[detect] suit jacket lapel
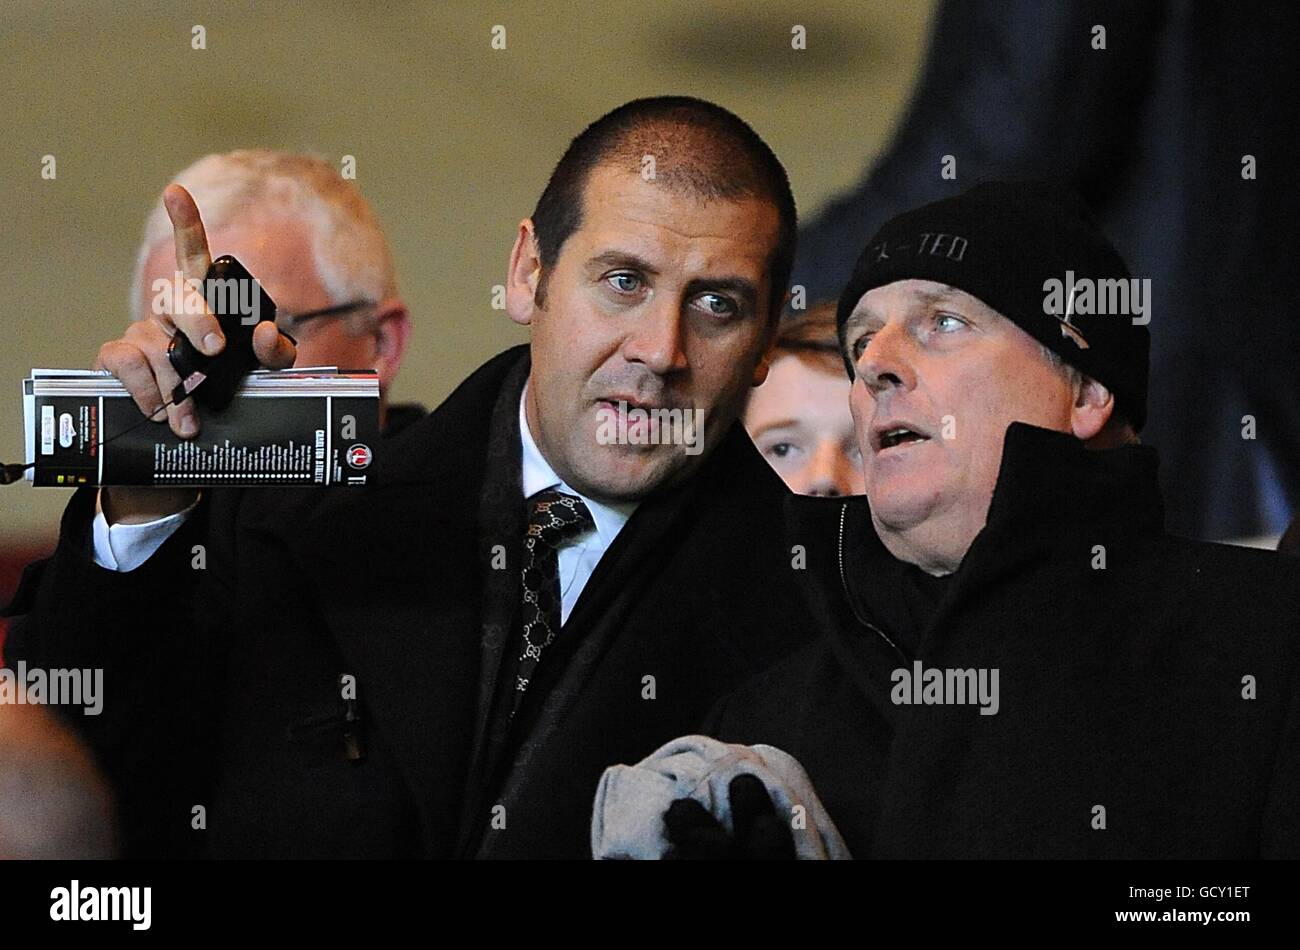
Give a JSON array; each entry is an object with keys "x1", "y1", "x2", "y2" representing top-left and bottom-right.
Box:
[
  {"x1": 454, "y1": 353, "x2": 531, "y2": 852},
  {"x1": 508, "y1": 478, "x2": 694, "y2": 734},
  {"x1": 282, "y1": 346, "x2": 530, "y2": 853},
  {"x1": 473, "y1": 425, "x2": 759, "y2": 856},
  {"x1": 521, "y1": 423, "x2": 760, "y2": 725}
]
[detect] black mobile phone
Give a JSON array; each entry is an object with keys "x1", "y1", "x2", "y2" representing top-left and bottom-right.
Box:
[{"x1": 166, "y1": 255, "x2": 278, "y2": 411}]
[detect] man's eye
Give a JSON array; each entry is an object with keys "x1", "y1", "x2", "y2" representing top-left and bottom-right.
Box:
[
  {"x1": 695, "y1": 293, "x2": 739, "y2": 318},
  {"x1": 935, "y1": 312, "x2": 966, "y2": 332},
  {"x1": 769, "y1": 442, "x2": 795, "y2": 459},
  {"x1": 851, "y1": 333, "x2": 874, "y2": 361},
  {"x1": 607, "y1": 273, "x2": 643, "y2": 294}
]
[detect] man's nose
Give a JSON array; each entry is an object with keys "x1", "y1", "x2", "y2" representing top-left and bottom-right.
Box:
[
  {"x1": 622, "y1": 299, "x2": 688, "y2": 376},
  {"x1": 857, "y1": 321, "x2": 915, "y2": 395}
]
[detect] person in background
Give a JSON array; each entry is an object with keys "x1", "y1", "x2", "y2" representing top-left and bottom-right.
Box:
[
  {"x1": 0, "y1": 150, "x2": 423, "y2": 658},
  {"x1": 131, "y1": 150, "x2": 420, "y2": 435},
  {"x1": 744, "y1": 301, "x2": 864, "y2": 497}
]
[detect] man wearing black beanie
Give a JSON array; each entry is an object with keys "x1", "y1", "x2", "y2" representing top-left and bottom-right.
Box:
[{"x1": 648, "y1": 182, "x2": 1300, "y2": 858}]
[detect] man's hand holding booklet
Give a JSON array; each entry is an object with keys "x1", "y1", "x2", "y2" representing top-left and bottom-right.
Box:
[{"x1": 21, "y1": 367, "x2": 378, "y2": 487}]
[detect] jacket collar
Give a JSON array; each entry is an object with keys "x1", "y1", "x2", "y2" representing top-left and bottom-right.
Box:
[
  {"x1": 518, "y1": 379, "x2": 639, "y2": 547},
  {"x1": 789, "y1": 422, "x2": 1167, "y2": 666},
  {"x1": 823, "y1": 421, "x2": 1166, "y2": 565},
  {"x1": 980, "y1": 422, "x2": 1164, "y2": 538},
  {"x1": 366, "y1": 345, "x2": 531, "y2": 488}
]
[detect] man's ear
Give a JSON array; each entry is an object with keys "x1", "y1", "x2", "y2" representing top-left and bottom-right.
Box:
[
  {"x1": 1070, "y1": 376, "x2": 1116, "y2": 441},
  {"x1": 368, "y1": 299, "x2": 412, "y2": 395},
  {"x1": 750, "y1": 314, "x2": 783, "y2": 387},
  {"x1": 506, "y1": 219, "x2": 544, "y2": 327}
]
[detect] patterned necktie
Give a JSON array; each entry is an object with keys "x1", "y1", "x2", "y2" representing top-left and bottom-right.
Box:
[{"x1": 513, "y1": 489, "x2": 594, "y2": 710}]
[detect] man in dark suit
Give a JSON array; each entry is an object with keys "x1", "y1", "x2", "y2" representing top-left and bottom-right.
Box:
[
  {"x1": 662, "y1": 183, "x2": 1300, "y2": 859},
  {"x1": 4, "y1": 96, "x2": 812, "y2": 858}
]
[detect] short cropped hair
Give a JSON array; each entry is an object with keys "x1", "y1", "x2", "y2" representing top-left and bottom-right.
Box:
[
  {"x1": 530, "y1": 96, "x2": 797, "y2": 319},
  {"x1": 131, "y1": 150, "x2": 398, "y2": 318}
]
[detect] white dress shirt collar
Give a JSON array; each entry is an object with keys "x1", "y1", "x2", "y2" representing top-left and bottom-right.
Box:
[{"x1": 519, "y1": 381, "x2": 638, "y2": 545}]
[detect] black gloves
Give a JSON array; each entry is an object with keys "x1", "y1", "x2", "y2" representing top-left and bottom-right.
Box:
[{"x1": 662, "y1": 773, "x2": 796, "y2": 860}]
